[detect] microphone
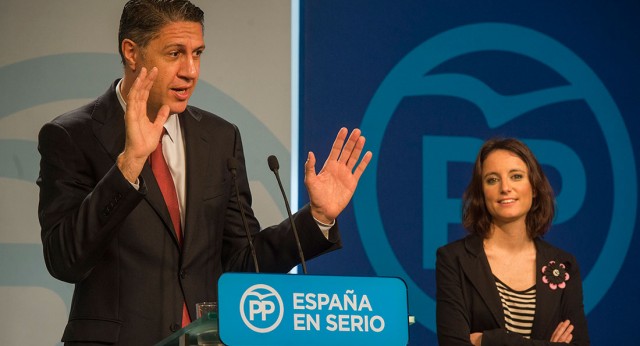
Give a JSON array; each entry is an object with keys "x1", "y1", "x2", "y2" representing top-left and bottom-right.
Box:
[
  {"x1": 227, "y1": 157, "x2": 260, "y2": 273},
  {"x1": 267, "y1": 155, "x2": 307, "y2": 274}
]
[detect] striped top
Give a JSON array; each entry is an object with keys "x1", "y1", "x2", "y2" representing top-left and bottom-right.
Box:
[{"x1": 494, "y1": 276, "x2": 536, "y2": 338}]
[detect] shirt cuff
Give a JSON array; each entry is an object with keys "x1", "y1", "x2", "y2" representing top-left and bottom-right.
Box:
[
  {"x1": 130, "y1": 178, "x2": 140, "y2": 190},
  {"x1": 313, "y1": 217, "x2": 335, "y2": 239}
]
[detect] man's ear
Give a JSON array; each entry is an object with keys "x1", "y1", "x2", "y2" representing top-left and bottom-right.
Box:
[{"x1": 121, "y1": 39, "x2": 139, "y2": 72}]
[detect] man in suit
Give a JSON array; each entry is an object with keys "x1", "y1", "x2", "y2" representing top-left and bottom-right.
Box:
[{"x1": 36, "y1": 1, "x2": 372, "y2": 344}]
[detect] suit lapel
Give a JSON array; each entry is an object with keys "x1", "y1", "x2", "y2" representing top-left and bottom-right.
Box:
[
  {"x1": 91, "y1": 80, "x2": 180, "y2": 249},
  {"x1": 180, "y1": 108, "x2": 209, "y2": 254},
  {"x1": 531, "y1": 238, "x2": 563, "y2": 337},
  {"x1": 91, "y1": 81, "x2": 126, "y2": 161},
  {"x1": 460, "y1": 235, "x2": 505, "y2": 328}
]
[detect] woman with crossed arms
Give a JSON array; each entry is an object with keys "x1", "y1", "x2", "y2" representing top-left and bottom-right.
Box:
[{"x1": 436, "y1": 138, "x2": 590, "y2": 345}]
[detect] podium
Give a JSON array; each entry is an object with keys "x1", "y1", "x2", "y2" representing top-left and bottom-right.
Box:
[
  {"x1": 158, "y1": 273, "x2": 410, "y2": 345},
  {"x1": 155, "y1": 311, "x2": 222, "y2": 346}
]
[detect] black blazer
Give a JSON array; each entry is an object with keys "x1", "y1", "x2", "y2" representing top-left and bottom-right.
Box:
[
  {"x1": 37, "y1": 80, "x2": 341, "y2": 345},
  {"x1": 436, "y1": 234, "x2": 589, "y2": 345}
]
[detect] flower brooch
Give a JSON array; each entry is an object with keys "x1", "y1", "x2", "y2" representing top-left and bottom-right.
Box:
[{"x1": 541, "y1": 261, "x2": 570, "y2": 290}]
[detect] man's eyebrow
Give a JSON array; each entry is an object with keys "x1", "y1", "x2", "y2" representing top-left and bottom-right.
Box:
[
  {"x1": 163, "y1": 43, "x2": 206, "y2": 50},
  {"x1": 163, "y1": 43, "x2": 185, "y2": 50}
]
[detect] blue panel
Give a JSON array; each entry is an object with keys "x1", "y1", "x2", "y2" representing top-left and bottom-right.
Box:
[
  {"x1": 299, "y1": 1, "x2": 640, "y2": 344},
  {"x1": 218, "y1": 273, "x2": 408, "y2": 345}
]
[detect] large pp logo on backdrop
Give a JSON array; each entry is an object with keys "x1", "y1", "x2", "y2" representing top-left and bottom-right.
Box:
[{"x1": 354, "y1": 23, "x2": 636, "y2": 331}]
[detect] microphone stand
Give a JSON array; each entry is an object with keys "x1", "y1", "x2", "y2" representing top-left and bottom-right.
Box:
[
  {"x1": 227, "y1": 158, "x2": 260, "y2": 273},
  {"x1": 268, "y1": 155, "x2": 307, "y2": 274}
]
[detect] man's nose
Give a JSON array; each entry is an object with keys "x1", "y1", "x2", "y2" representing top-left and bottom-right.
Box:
[{"x1": 180, "y1": 56, "x2": 198, "y2": 79}]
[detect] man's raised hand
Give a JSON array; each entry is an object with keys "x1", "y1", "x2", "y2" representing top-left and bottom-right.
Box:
[
  {"x1": 304, "y1": 128, "x2": 372, "y2": 224},
  {"x1": 117, "y1": 67, "x2": 170, "y2": 183}
]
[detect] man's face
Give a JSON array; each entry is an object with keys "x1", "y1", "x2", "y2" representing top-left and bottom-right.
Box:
[{"x1": 137, "y1": 21, "x2": 205, "y2": 115}]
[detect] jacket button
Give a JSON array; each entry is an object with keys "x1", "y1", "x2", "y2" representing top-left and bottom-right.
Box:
[
  {"x1": 170, "y1": 323, "x2": 180, "y2": 332},
  {"x1": 179, "y1": 270, "x2": 187, "y2": 279}
]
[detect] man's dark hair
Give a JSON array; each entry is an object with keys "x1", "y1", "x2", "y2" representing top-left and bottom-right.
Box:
[
  {"x1": 118, "y1": 0, "x2": 204, "y2": 64},
  {"x1": 461, "y1": 137, "x2": 556, "y2": 239}
]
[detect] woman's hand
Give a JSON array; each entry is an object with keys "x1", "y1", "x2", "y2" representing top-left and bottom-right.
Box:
[
  {"x1": 550, "y1": 320, "x2": 574, "y2": 343},
  {"x1": 470, "y1": 332, "x2": 482, "y2": 346}
]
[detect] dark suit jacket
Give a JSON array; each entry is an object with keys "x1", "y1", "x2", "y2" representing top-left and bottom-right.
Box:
[
  {"x1": 436, "y1": 234, "x2": 589, "y2": 346},
  {"x1": 37, "y1": 80, "x2": 341, "y2": 345}
]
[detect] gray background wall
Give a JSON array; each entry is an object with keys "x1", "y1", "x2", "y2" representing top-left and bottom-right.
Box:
[{"x1": 0, "y1": 1, "x2": 292, "y2": 344}]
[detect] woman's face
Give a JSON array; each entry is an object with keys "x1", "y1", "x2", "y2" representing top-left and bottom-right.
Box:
[{"x1": 481, "y1": 149, "x2": 534, "y2": 227}]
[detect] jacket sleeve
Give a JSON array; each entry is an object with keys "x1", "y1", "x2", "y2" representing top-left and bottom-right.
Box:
[
  {"x1": 220, "y1": 124, "x2": 341, "y2": 273},
  {"x1": 482, "y1": 330, "x2": 573, "y2": 346},
  {"x1": 37, "y1": 121, "x2": 144, "y2": 283},
  {"x1": 436, "y1": 245, "x2": 475, "y2": 345},
  {"x1": 558, "y1": 255, "x2": 590, "y2": 345}
]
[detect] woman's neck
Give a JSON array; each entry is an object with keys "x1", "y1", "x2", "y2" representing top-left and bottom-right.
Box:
[
  {"x1": 484, "y1": 221, "x2": 533, "y2": 253},
  {"x1": 483, "y1": 222, "x2": 537, "y2": 290}
]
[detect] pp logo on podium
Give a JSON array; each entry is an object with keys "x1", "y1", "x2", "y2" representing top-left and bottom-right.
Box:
[{"x1": 240, "y1": 284, "x2": 284, "y2": 333}]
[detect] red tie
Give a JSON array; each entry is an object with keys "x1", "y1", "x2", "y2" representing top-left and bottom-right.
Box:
[
  {"x1": 149, "y1": 131, "x2": 182, "y2": 244},
  {"x1": 149, "y1": 130, "x2": 191, "y2": 327}
]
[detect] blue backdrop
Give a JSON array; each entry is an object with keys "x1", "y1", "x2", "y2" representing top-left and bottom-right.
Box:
[{"x1": 298, "y1": 1, "x2": 640, "y2": 344}]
